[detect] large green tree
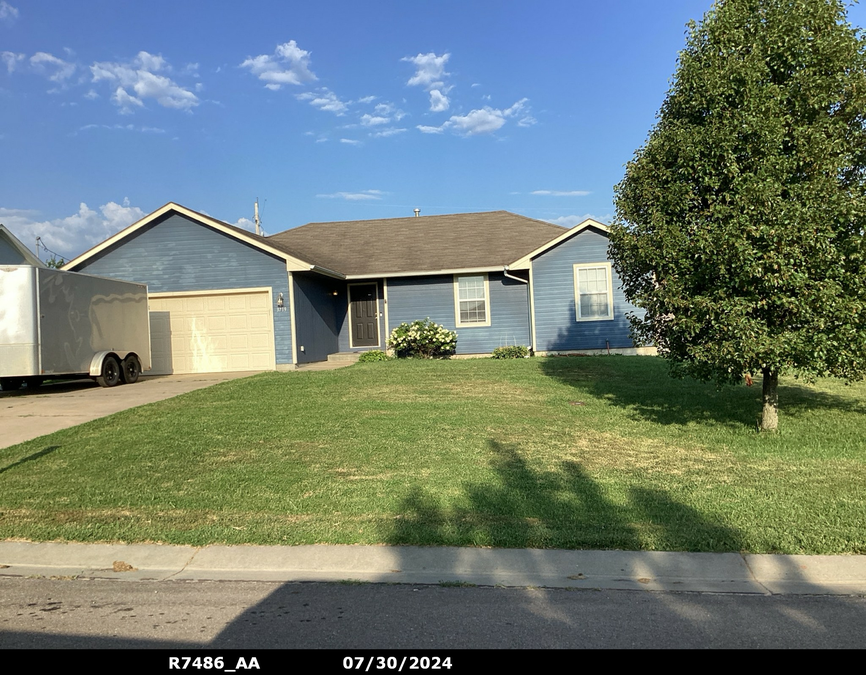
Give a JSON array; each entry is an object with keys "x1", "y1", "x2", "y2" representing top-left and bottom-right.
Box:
[{"x1": 610, "y1": 0, "x2": 866, "y2": 431}]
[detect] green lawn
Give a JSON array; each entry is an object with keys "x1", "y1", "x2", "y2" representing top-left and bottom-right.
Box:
[{"x1": 1, "y1": 356, "x2": 864, "y2": 553}]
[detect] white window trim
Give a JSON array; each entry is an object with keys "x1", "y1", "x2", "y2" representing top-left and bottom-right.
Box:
[
  {"x1": 453, "y1": 273, "x2": 491, "y2": 328},
  {"x1": 573, "y1": 262, "x2": 614, "y2": 322}
]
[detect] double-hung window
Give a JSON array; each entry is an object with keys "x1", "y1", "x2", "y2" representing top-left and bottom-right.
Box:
[
  {"x1": 574, "y1": 263, "x2": 614, "y2": 321},
  {"x1": 454, "y1": 274, "x2": 491, "y2": 327}
]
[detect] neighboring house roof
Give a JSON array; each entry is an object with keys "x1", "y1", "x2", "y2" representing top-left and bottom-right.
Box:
[
  {"x1": 0, "y1": 224, "x2": 46, "y2": 267},
  {"x1": 267, "y1": 211, "x2": 567, "y2": 278}
]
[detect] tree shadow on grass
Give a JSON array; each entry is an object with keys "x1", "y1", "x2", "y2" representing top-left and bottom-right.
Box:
[
  {"x1": 386, "y1": 440, "x2": 743, "y2": 552},
  {"x1": 538, "y1": 355, "x2": 865, "y2": 430},
  {"x1": 0, "y1": 446, "x2": 61, "y2": 475}
]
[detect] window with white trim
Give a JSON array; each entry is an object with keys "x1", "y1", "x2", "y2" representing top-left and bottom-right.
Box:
[
  {"x1": 454, "y1": 274, "x2": 491, "y2": 327},
  {"x1": 574, "y1": 263, "x2": 614, "y2": 321}
]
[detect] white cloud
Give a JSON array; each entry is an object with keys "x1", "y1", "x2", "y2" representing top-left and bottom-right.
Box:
[
  {"x1": 357, "y1": 95, "x2": 376, "y2": 104},
  {"x1": 78, "y1": 123, "x2": 164, "y2": 133},
  {"x1": 418, "y1": 98, "x2": 535, "y2": 137},
  {"x1": 0, "y1": 198, "x2": 145, "y2": 258},
  {"x1": 403, "y1": 52, "x2": 449, "y2": 89},
  {"x1": 1, "y1": 51, "x2": 23, "y2": 72},
  {"x1": 429, "y1": 89, "x2": 449, "y2": 112},
  {"x1": 547, "y1": 213, "x2": 613, "y2": 228},
  {"x1": 83, "y1": 88, "x2": 99, "y2": 99},
  {"x1": 531, "y1": 190, "x2": 591, "y2": 197},
  {"x1": 403, "y1": 52, "x2": 454, "y2": 112},
  {"x1": 91, "y1": 51, "x2": 199, "y2": 112},
  {"x1": 369, "y1": 101, "x2": 407, "y2": 122},
  {"x1": 0, "y1": 1, "x2": 18, "y2": 23},
  {"x1": 30, "y1": 52, "x2": 76, "y2": 83},
  {"x1": 371, "y1": 128, "x2": 407, "y2": 138},
  {"x1": 518, "y1": 115, "x2": 537, "y2": 127},
  {"x1": 339, "y1": 138, "x2": 361, "y2": 145},
  {"x1": 446, "y1": 107, "x2": 507, "y2": 135},
  {"x1": 296, "y1": 88, "x2": 347, "y2": 115},
  {"x1": 360, "y1": 114, "x2": 389, "y2": 126},
  {"x1": 111, "y1": 86, "x2": 143, "y2": 113},
  {"x1": 240, "y1": 40, "x2": 316, "y2": 89},
  {"x1": 134, "y1": 52, "x2": 166, "y2": 72},
  {"x1": 317, "y1": 190, "x2": 383, "y2": 200},
  {"x1": 503, "y1": 98, "x2": 528, "y2": 117}
]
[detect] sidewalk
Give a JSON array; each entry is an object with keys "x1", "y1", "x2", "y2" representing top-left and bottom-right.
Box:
[{"x1": 2, "y1": 541, "x2": 865, "y2": 595}]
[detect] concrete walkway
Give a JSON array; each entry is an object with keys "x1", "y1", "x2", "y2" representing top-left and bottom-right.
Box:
[
  {"x1": 1, "y1": 541, "x2": 864, "y2": 596},
  {"x1": 0, "y1": 372, "x2": 258, "y2": 449},
  {"x1": 293, "y1": 361, "x2": 355, "y2": 372}
]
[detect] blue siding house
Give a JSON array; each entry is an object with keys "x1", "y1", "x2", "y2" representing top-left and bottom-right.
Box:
[{"x1": 64, "y1": 203, "x2": 649, "y2": 374}]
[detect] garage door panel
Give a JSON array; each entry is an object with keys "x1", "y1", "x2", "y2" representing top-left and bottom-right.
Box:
[
  {"x1": 149, "y1": 290, "x2": 275, "y2": 375},
  {"x1": 206, "y1": 316, "x2": 227, "y2": 331},
  {"x1": 249, "y1": 333, "x2": 271, "y2": 349},
  {"x1": 249, "y1": 313, "x2": 271, "y2": 330},
  {"x1": 249, "y1": 294, "x2": 269, "y2": 310},
  {"x1": 228, "y1": 334, "x2": 249, "y2": 350},
  {"x1": 228, "y1": 315, "x2": 249, "y2": 331},
  {"x1": 228, "y1": 295, "x2": 247, "y2": 310}
]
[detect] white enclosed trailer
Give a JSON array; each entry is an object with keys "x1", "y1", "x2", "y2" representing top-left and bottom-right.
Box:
[{"x1": 0, "y1": 265, "x2": 151, "y2": 390}]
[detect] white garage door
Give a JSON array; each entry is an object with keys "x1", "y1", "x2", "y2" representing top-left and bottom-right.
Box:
[{"x1": 148, "y1": 289, "x2": 276, "y2": 375}]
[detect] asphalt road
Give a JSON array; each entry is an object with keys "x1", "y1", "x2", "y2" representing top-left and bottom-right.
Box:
[{"x1": 2, "y1": 577, "x2": 865, "y2": 652}]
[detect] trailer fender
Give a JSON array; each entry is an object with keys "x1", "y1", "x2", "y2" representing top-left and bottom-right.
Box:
[{"x1": 89, "y1": 351, "x2": 121, "y2": 377}]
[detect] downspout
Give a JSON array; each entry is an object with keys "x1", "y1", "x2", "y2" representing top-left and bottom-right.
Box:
[{"x1": 502, "y1": 266, "x2": 528, "y2": 284}]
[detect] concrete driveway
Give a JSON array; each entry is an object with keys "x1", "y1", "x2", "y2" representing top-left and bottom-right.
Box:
[{"x1": 0, "y1": 372, "x2": 259, "y2": 450}]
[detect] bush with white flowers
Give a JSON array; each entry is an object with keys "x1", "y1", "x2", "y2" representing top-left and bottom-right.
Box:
[{"x1": 387, "y1": 318, "x2": 457, "y2": 359}]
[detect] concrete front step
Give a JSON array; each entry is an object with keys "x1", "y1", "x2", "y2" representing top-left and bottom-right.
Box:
[{"x1": 327, "y1": 352, "x2": 362, "y2": 363}]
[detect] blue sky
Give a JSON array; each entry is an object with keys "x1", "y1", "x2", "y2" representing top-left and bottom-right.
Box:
[{"x1": 2, "y1": 1, "x2": 864, "y2": 259}]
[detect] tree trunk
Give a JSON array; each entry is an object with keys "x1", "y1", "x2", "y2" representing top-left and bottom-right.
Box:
[{"x1": 761, "y1": 367, "x2": 778, "y2": 432}]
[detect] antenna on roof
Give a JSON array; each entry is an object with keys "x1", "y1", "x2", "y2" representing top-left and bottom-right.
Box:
[
  {"x1": 414, "y1": 208, "x2": 420, "y2": 217},
  {"x1": 254, "y1": 199, "x2": 262, "y2": 236}
]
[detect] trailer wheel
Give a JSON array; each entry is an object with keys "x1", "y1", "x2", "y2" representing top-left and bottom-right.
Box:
[
  {"x1": 96, "y1": 356, "x2": 121, "y2": 387},
  {"x1": 120, "y1": 355, "x2": 141, "y2": 384},
  {"x1": 0, "y1": 378, "x2": 24, "y2": 391}
]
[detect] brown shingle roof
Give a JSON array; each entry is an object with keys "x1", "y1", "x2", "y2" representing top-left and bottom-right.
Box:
[{"x1": 266, "y1": 211, "x2": 567, "y2": 277}]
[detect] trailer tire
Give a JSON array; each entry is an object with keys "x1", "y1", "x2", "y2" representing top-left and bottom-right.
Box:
[
  {"x1": 120, "y1": 355, "x2": 141, "y2": 384},
  {"x1": 96, "y1": 356, "x2": 121, "y2": 388},
  {"x1": 0, "y1": 377, "x2": 24, "y2": 391}
]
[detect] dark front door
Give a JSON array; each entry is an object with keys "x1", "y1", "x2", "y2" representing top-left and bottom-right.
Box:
[{"x1": 349, "y1": 283, "x2": 379, "y2": 347}]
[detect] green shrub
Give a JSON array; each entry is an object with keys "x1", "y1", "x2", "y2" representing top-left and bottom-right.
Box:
[
  {"x1": 387, "y1": 318, "x2": 457, "y2": 359},
  {"x1": 357, "y1": 350, "x2": 392, "y2": 363},
  {"x1": 491, "y1": 345, "x2": 530, "y2": 359}
]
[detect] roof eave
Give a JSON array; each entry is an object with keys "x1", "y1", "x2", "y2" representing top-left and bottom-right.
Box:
[
  {"x1": 63, "y1": 202, "x2": 315, "y2": 271},
  {"x1": 345, "y1": 265, "x2": 504, "y2": 280},
  {"x1": 508, "y1": 218, "x2": 610, "y2": 268}
]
